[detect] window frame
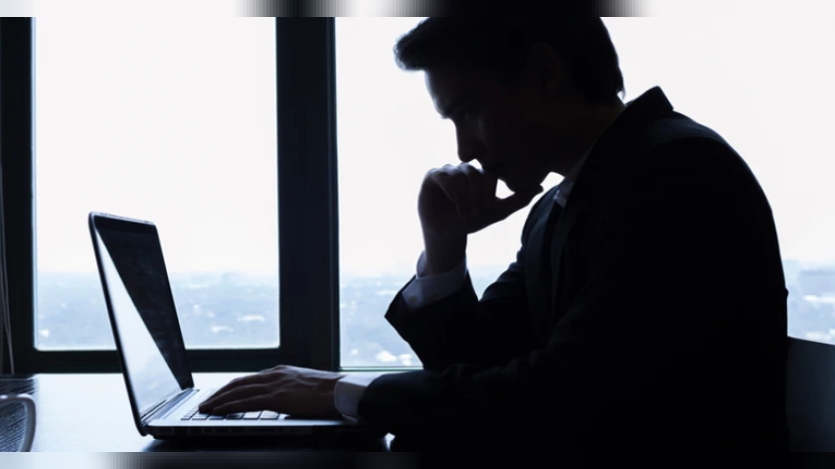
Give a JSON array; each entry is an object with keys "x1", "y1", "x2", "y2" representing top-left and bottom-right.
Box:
[{"x1": 0, "y1": 17, "x2": 341, "y2": 373}]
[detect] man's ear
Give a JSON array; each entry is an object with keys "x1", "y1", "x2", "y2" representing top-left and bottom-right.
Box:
[{"x1": 524, "y1": 42, "x2": 565, "y2": 98}]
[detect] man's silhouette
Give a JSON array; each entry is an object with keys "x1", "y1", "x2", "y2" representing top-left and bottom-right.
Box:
[{"x1": 201, "y1": 18, "x2": 788, "y2": 452}]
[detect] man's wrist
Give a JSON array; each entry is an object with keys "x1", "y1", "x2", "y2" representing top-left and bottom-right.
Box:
[
  {"x1": 333, "y1": 373, "x2": 384, "y2": 419},
  {"x1": 326, "y1": 373, "x2": 348, "y2": 416},
  {"x1": 399, "y1": 253, "x2": 467, "y2": 312},
  {"x1": 422, "y1": 233, "x2": 466, "y2": 276}
]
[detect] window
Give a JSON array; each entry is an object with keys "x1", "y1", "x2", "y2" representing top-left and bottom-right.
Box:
[
  {"x1": 7, "y1": 16, "x2": 834, "y2": 373},
  {"x1": 335, "y1": 16, "x2": 835, "y2": 370},
  {"x1": 33, "y1": 18, "x2": 279, "y2": 350}
]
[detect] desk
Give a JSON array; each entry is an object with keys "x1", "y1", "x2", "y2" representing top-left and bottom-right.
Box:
[{"x1": 0, "y1": 373, "x2": 391, "y2": 452}]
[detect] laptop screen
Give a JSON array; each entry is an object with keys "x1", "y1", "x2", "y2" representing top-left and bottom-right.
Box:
[{"x1": 91, "y1": 215, "x2": 193, "y2": 416}]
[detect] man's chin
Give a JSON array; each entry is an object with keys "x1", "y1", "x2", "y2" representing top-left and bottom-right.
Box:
[
  {"x1": 504, "y1": 179, "x2": 523, "y2": 193},
  {"x1": 505, "y1": 178, "x2": 538, "y2": 194}
]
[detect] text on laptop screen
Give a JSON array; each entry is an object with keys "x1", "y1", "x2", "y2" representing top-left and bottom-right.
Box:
[{"x1": 93, "y1": 218, "x2": 192, "y2": 415}]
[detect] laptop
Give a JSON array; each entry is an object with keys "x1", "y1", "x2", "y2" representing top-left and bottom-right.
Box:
[{"x1": 88, "y1": 212, "x2": 369, "y2": 439}]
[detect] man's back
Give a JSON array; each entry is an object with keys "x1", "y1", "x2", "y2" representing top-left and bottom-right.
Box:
[{"x1": 540, "y1": 93, "x2": 788, "y2": 451}]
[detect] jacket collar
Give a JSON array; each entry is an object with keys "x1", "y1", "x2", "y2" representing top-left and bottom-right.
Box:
[
  {"x1": 547, "y1": 86, "x2": 676, "y2": 313},
  {"x1": 554, "y1": 86, "x2": 674, "y2": 206}
]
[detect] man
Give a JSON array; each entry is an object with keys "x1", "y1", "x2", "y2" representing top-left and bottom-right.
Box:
[{"x1": 200, "y1": 18, "x2": 788, "y2": 451}]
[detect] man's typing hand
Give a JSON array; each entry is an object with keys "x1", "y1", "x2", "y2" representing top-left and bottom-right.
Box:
[{"x1": 198, "y1": 365, "x2": 345, "y2": 418}]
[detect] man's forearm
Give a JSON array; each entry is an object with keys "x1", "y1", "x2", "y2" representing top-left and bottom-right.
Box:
[{"x1": 421, "y1": 230, "x2": 466, "y2": 276}]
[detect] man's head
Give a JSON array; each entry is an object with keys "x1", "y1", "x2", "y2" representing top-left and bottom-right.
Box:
[{"x1": 394, "y1": 18, "x2": 625, "y2": 192}]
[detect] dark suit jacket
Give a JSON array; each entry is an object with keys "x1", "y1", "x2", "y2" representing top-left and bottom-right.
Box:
[{"x1": 359, "y1": 87, "x2": 788, "y2": 452}]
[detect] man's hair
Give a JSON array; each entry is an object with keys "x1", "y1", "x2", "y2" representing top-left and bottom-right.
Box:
[{"x1": 394, "y1": 17, "x2": 625, "y2": 106}]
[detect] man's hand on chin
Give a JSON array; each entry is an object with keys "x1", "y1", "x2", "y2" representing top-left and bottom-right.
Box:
[{"x1": 197, "y1": 365, "x2": 345, "y2": 418}]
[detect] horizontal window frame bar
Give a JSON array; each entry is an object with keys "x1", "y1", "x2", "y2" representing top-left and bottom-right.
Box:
[{"x1": 340, "y1": 367, "x2": 420, "y2": 373}]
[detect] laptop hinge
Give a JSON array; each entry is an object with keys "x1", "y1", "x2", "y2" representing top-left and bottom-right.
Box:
[{"x1": 140, "y1": 388, "x2": 195, "y2": 427}]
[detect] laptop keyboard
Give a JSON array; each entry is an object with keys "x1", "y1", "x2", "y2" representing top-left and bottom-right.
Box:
[{"x1": 181, "y1": 405, "x2": 281, "y2": 421}]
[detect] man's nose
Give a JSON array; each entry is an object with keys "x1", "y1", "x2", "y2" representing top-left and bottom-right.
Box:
[{"x1": 456, "y1": 128, "x2": 483, "y2": 163}]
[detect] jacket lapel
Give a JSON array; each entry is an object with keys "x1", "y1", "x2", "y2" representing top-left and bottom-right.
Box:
[
  {"x1": 546, "y1": 86, "x2": 676, "y2": 316},
  {"x1": 526, "y1": 197, "x2": 562, "y2": 338}
]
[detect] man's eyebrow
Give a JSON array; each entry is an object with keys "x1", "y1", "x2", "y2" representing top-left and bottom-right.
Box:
[{"x1": 439, "y1": 95, "x2": 473, "y2": 119}]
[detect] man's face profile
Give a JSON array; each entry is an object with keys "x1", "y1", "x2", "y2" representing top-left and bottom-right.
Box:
[{"x1": 423, "y1": 45, "x2": 573, "y2": 193}]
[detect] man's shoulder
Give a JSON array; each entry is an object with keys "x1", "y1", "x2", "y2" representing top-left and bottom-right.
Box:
[
  {"x1": 635, "y1": 112, "x2": 746, "y2": 174},
  {"x1": 640, "y1": 112, "x2": 732, "y2": 153}
]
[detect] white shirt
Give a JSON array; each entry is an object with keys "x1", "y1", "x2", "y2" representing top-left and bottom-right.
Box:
[{"x1": 332, "y1": 152, "x2": 591, "y2": 419}]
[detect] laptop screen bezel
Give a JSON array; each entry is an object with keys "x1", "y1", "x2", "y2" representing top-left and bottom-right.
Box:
[{"x1": 88, "y1": 212, "x2": 195, "y2": 435}]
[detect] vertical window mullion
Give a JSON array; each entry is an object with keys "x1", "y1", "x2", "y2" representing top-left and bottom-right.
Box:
[
  {"x1": 1, "y1": 17, "x2": 36, "y2": 375},
  {"x1": 276, "y1": 18, "x2": 339, "y2": 371}
]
